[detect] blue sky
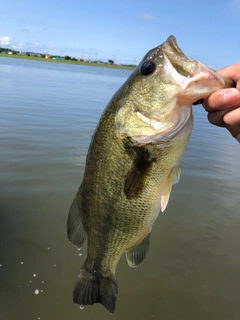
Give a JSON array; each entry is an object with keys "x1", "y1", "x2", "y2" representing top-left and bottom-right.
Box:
[{"x1": 1, "y1": 0, "x2": 240, "y2": 67}]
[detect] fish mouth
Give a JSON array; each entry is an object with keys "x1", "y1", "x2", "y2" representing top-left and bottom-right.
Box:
[
  {"x1": 162, "y1": 36, "x2": 198, "y2": 78},
  {"x1": 162, "y1": 36, "x2": 235, "y2": 88}
]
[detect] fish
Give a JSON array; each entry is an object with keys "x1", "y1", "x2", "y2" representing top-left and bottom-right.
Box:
[{"x1": 67, "y1": 35, "x2": 235, "y2": 314}]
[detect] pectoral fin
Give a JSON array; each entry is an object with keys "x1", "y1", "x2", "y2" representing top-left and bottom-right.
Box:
[
  {"x1": 161, "y1": 166, "x2": 181, "y2": 212},
  {"x1": 171, "y1": 166, "x2": 181, "y2": 184},
  {"x1": 125, "y1": 233, "x2": 150, "y2": 267},
  {"x1": 124, "y1": 150, "x2": 154, "y2": 199},
  {"x1": 67, "y1": 192, "x2": 88, "y2": 248}
]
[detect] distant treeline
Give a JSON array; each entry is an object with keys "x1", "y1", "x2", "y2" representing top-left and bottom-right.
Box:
[{"x1": 0, "y1": 47, "x2": 137, "y2": 67}]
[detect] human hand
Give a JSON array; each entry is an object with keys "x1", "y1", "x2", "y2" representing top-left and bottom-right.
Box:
[{"x1": 203, "y1": 62, "x2": 240, "y2": 142}]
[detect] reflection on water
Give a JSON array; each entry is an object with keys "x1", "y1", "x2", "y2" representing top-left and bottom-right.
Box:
[{"x1": 0, "y1": 57, "x2": 240, "y2": 320}]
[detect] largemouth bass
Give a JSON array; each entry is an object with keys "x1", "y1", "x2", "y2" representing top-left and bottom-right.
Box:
[{"x1": 67, "y1": 35, "x2": 234, "y2": 313}]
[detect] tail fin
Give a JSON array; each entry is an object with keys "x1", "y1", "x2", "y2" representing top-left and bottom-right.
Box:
[{"x1": 73, "y1": 267, "x2": 118, "y2": 314}]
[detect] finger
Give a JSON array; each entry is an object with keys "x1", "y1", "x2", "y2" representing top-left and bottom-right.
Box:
[
  {"x1": 224, "y1": 107, "x2": 240, "y2": 141},
  {"x1": 203, "y1": 88, "x2": 240, "y2": 112},
  {"x1": 207, "y1": 109, "x2": 228, "y2": 127},
  {"x1": 207, "y1": 104, "x2": 240, "y2": 128},
  {"x1": 235, "y1": 132, "x2": 240, "y2": 142},
  {"x1": 226, "y1": 126, "x2": 240, "y2": 142}
]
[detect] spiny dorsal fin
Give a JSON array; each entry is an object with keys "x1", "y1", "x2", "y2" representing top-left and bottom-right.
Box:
[
  {"x1": 67, "y1": 193, "x2": 88, "y2": 247},
  {"x1": 124, "y1": 149, "x2": 154, "y2": 199},
  {"x1": 125, "y1": 233, "x2": 150, "y2": 267},
  {"x1": 161, "y1": 166, "x2": 181, "y2": 212}
]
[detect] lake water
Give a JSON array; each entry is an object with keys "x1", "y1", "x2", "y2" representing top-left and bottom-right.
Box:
[{"x1": 0, "y1": 57, "x2": 240, "y2": 320}]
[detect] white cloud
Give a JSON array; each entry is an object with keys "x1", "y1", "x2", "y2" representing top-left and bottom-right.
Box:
[
  {"x1": 0, "y1": 37, "x2": 52, "y2": 53},
  {"x1": 0, "y1": 36, "x2": 11, "y2": 45},
  {"x1": 12, "y1": 43, "x2": 23, "y2": 49},
  {"x1": 142, "y1": 13, "x2": 159, "y2": 20}
]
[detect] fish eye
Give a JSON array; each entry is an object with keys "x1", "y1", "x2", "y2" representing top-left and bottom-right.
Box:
[{"x1": 140, "y1": 61, "x2": 156, "y2": 76}]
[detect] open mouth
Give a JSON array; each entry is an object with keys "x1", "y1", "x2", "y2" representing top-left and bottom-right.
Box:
[
  {"x1": 162, "y1": 36, "x2": 198, "y2": 79},
  {"x1": 162, "y1": 36, "x2": 235, "y2": 88}
]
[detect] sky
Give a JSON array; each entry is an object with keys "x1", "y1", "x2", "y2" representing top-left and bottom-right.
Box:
[{"x1": 1, "y1": 0, "x2": 240, "y2": 67}]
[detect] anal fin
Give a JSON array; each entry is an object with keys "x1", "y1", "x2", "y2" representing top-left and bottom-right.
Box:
[
  {"x1": 125, "y1": 233, "x2": 150, "y2": 267},
  {"x1": 67, "y1": 192, "x2": 88, "y2": 248}
]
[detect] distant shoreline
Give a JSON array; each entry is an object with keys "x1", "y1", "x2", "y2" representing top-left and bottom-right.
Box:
[{"x1": 0, "y1": 53, "x2": 136, "y2": 70}]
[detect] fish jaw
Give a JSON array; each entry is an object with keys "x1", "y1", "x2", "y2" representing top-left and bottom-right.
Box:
[{"x1": 165, "y1": 58, "x2": 234, "y2": 103}]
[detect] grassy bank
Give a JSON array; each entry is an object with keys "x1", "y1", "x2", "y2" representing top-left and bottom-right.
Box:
[{"x1": 0, "y1": 53, "x2": 136, "y2": 70}]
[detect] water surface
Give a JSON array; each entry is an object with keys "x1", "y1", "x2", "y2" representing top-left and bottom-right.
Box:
[{"x1": 1, "y1": 57, "x2": 240, "y2": 320}]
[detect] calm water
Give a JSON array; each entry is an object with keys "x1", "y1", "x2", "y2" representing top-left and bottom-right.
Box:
[{"x1": 1, "y1": 57, "x2": 240, "y2": 320}]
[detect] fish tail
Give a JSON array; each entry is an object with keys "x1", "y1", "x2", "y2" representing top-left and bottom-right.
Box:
[{"x1": 73, "y1": 265, "x2": 118, "y2": 314}]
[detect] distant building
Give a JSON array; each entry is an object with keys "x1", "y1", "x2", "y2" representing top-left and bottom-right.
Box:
[{"x1": 45, "y1": 54, "x2": 51, "y2": 59}]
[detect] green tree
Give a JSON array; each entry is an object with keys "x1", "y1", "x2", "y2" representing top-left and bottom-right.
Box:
[{"x1": 108, "y1": 59, "x2": 114, "y2": 64}]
